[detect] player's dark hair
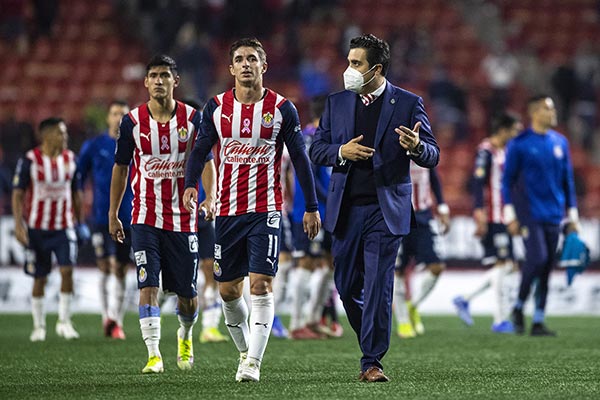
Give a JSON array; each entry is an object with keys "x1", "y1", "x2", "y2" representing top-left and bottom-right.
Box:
[
  {"x1": 229, "y1": 38, "x2": 267, "y2": 64},
  {"x1": 349, "y1": 34, "x2": 390, "y2": 76},
  {"x1": 146, "y1": 54, "x2": 178, "y2": 76},
  {"x1": 108, "y1": 99, "x2": 129, "y2": 109},
  {"x1": 39, "y1": 117, "x2": 64, "y2": 133},
  {"x1": 309, "y1": 95, "x2": 327, "y2": 121},
  {"x1": 527, "y1": 94, "x2": 553, "y2": 114},
  {"x1": 491, "y1": 112, "x2": 520, "y2": 135}
]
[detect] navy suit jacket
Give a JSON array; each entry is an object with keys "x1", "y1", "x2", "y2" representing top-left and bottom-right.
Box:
[{"x1": 309, "y1": 82, "x2": 439, "y2": 235}]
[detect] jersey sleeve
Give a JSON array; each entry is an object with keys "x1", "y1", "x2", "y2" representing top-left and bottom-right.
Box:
[
  {"x1": 114, "y1": 114, "x2": 136, "y2": 165},
  {"x1": 429, "y1": 167, "x2": 446, "y2": 205},
  {"x1": 75, "y1": 139, "x2": 93, "y2": 190},
  {"x1": 562, "y1": 139, "x2": 578, "y2": 210},
  {"x1": 12, "y1": 157, "x2": 32, "y2": 190},
  {"x1": 190, "y1": 110, "x2": 214, "y2": 163},
  {"x1": 280, "y1": 100, "x2": 318, "y2": 212},
  {"x1": 184, "y1": 99, "x2": 219, "y2": 189},
  {"x1": 472, "y1": 147, "x2": 491, "y2": 209}
]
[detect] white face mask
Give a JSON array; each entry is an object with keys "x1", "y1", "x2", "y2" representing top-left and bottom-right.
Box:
[{"x1": 343, "y1": 65, "x2": 377, "y2": 93}]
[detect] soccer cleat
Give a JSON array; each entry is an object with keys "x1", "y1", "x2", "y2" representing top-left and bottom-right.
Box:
[
  {"x1": 511, "y1": 308, "x2": 525, "y2": 335},
  {"x1": 530, "y1": 323, "x2": 557, "y2": 337},
  {"x1": 30, "y1": 327, "x2": 46, "y2": 342},
  {"x1": 290, "y1": 326, "x2": 324, "y2": 340},
  {"x1": 491, "y1": 320, "x2": 515, "y2": 334},
  {"x1": 452, "y1": 296, "x2": 474, "y2": 326},
  {"x1": 397, "y1": 322, "x2": 417, "y2": 339},
  {"x1": 329, "y1": 321, "x2": 344, "y2": 338},
  {"x1": 271, "y1": 315, "x2": 289, "y2": 338},
  {"x1": 199, "y1": 327, "x2": 229, "y2": 343},
  {"x1": 235, "y1": 352, "x2": 248, "y2": 382},
  {"x1": 103, "y1": 318, "x2": 117, "y2": 338},
  {"x1": 407, "y1": 301, "x2": 424, "y2": 335},
  {"x1": 177, "y1": 328, "x2": 194, "y2": 370},
  {"x1": 238, "y1": 358, "x2": 261, "y2": 382},
  {"x1": 142, "y1": 355, "x2": 164, "y2": 374},
  {"x1": 111, "y1": 324, "x2": 126, "y2": 340},
  {"x1": 56, "y1": 321, "x2": 80, "y2": 340}
]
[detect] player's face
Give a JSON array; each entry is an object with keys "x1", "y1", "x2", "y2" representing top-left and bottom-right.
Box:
[
  {"x1": 145, "y1": 66, "x2": 179, "y2": 100},
  {"x1": 229, "y1": 46, "x2": 267, "y2": 87},
  {"x1": 106, "y1": 104, "x2": 129, "y2": 137},
  {"x1": 534, "y1": 98, "x2": 557, "y2": 129}
]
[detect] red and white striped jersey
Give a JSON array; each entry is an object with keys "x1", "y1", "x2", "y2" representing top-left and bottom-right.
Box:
[
  {"x1": 115, "y1": 101, "x2": 202, "y2": 232},
  {"x1": 473, "y1": 139, "x2": 505, "y2": 223},
  {"x1": 208, "y1": 89, "x2": 293, "y2": 216},
  {"x1": 13, "y1": 147, "x2": 76, "y2": 230},
  {"x1": 410, "y1": 162, "x2": 433, "y2": 212}
]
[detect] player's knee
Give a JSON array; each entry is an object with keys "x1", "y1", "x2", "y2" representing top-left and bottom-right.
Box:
[{"x1": 249, "y1": 278, "x2": 272, "y2": 296}]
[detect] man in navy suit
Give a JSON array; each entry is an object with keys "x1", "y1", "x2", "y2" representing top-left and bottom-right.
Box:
[{"x1": 310, "y1": 34, "x2": 439, "y2": 382}]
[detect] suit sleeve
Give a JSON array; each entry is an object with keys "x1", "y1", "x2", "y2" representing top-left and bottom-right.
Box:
[
  {"x1": 472, "y1": 148, "x2": 491, "y2": 209},
  {"x1": 280, "y1": 100, "x2": 318, "y2": 212},
  {"x1": 409, "y1": 97, "x2": 439, "y2": 169},
  {"x1": 309, "y1": 95, "x2": 342, "y2": 167},
  {"x1": 114, "y1": 114, "x2": 136, "y2": 166},
  {"x1": 184, "y1": 99, "x2": 219, "y2": 189}
]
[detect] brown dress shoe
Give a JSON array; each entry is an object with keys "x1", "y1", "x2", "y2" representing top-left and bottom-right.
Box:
[{"x1": 358, "y1": 367, "x2": 389, "y2": 382}]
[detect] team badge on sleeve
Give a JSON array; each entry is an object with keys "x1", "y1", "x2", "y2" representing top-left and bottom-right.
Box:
[{"x1": 261, "y1": 112, "x2": 274, "y2": 128}]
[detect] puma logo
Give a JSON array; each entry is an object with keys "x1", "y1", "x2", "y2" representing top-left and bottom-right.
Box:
[
  {"x1": 266, "y1": 258, "x2": 275, "y2": 269},
  {"x1": 254, "y1": 322, "x2": 268, "y2": 328},
  {"x1": 139, "y1": 131, "x2": 152, "y2": 141},
  {"x1": 226, "y1": 323, "x2": 240, "y2": 328},
  {"x1": 222, "y1": 113, "x2": 233, "y2": 123}
]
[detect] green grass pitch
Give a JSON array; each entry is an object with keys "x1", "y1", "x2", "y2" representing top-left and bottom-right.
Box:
[{"x1": 1, "y1": 314, "x2": 598, "y2": 399}]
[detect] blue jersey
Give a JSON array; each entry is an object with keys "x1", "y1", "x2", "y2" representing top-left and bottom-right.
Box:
[
  {"x1": 291, "y1": 124, "x2": 330, "y2": 223},
  {"x1": 502, "y1": 128, "x2": 577, "y2": 225},
  {"x1": 76, "y1": 132, "x2": 133, "y2": 227}
]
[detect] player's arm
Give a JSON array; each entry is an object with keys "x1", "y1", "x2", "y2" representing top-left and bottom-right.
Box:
[
  {"x1": 429, "y1": 167, "x2": 450, "y2": 234},
  {"x1": 562, "y1": 140, "x2": 579, "y2": 229},
  {"x1": 502, "y1": 140, "x2": 520, "y2": 235},
  {"x1": 198, "y1": 159, "x2": 216, "y2": 220},
  {"x1": 109, "y1": 115, "x2": 135, "y2": 243},
  {"x1": 472, "y1": 148, "x2": 491, "y2": 237},
  {"x1": 11, "y1": 157, "x2": 31, "y2": 246},
  {"x1": 281, "y1": 100, "x2": 320, "y2": 240},
  {"x1": 183, "y1": 101, "x2": 218, "y2": 211},
  {"x1": 74, "y1": 140, "x2": 92, "y2": 221}
]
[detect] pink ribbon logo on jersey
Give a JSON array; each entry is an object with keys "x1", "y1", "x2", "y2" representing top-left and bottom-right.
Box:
[
  {"x1": 161, "y1": 136, "x2": 170, "y2": 151},
  {"x1": 241, "y1": 118, "x2": 251, "y2": 135}
]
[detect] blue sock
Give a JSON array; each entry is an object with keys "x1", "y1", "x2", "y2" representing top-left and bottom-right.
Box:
[
  {"x1": 533, "y1": 309, "x2": 545, "y2": 324},
  {"x1": 514, "y1": 300, "x2": 524, "y2": 310},
  {"x1": 139, "y1": 305, "x2": 161, "y2": 319}
]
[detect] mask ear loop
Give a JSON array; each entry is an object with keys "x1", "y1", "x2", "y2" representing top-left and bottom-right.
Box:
[{"x1": 360, "y1": 64, "x2": 379, "y2": 87}]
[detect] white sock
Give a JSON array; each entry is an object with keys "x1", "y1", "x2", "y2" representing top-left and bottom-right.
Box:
[
  {"x1": 413, "y1": 270, "x2": 439, "y2": 307},
  {"x1": 58, "y1": 292, "x2": 73, "y2": 323},
  {"x1": 465, "y1": 268, "x2": 494, "y2": 301},
  {"x1": 31, "y1": 297, "x2": 46, "y2": 329},
  {"x1": 393, "y1": 275, "x2": 410, "y2": 324},
  {"x1": 308, "y1": 268, "x2": 333, "y2": 324},
  {"x1": 202, "y1": 286, "x2": 221, "y2": 329},
  {"x1": 248, "y1": 293, "x2": 274, "y2": 363},
  {"x1": 99, "y1": 272, "x2": 110, "y2": 321},
  {"x1": 290, "y1": 268, "x2": 311, "y2": 330},
  {"x1": 272, "y1": 259, "x2": 292, "y2": 307},
  {"x1": 140, "y1": 317, "x2": 161, "y2": 358},
  {"x1": 178, "y1": 312, "x2": 198, "y2": 340},
  {"x1": 114, "y1": 277, "x2": 126, "y2": 325},
  {"x1": 222, "y1": 296, "x2": 250, "y2": 353},
  {"x1": 491, "y1": 264, "x2": 507, "y2": 324}
]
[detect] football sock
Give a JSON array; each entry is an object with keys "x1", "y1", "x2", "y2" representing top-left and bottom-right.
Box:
[
  {"x1": 393, "y1": 275, "x2": 410, "y2": 324},
  {"x1": 308, "y1": 268, "x2": 333, "y2": 324},
  {"x1": 58, "y1": 292, "x2": 73, "y2": 323},
  {"x1": 413, "y1": 270, "x2": 439, "y2": 307},
  {"x1": 490, "y1": 264, "x2": 506, "y2": 324},
  {"x1": 31, "y1": 296, "x2": 45, "y2": 329},
  {"x1": 114, "y1": 276, "x2": 126, "y2": 325},
  {"x1": 177, "y1": 310, "x2": 198, "y2": 340},
  {"x1": 248, "y1": 293, "x2": 274, "y2": 363},
  {"x1": 515, "y1": 299, "x2": 524, "y2": 311},
  {"x1": 290, "y1": 267, "x2": 311, "y2": 330},
  {"x1": 465, "y1": 268, "x2": 494, "y2": 301},
  {"x1": 99, "y1": 272, "x2": 110, "y2": 321},
  {"x1": 533, "y1": 308, "x2": 545, "y2": 324},
  {"x1": 272, "y1": 259, "x2": 292, "y2": 308},
  {"x1": 222, "y1": 296, "x2": 250, "y2": 353},
  {"x1": 139, "y1": 305, "x2": 161, "y2": 357},
  {"x1": 202, "y1": 285, "x2": 221, "y2": 329}
]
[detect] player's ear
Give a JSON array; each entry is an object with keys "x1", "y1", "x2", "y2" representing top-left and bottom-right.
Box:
[
  {"x1": 144, "y1": 75, "x2": 149, "y2": 88},
  {"x1": 174, "y1": 74, "x2": 180, "y2": 88},
  {"x1": 229, "y1": 64, "x2": 235, "y2": 77},
  {"x1": 262, "y1": 62, "x2": 268, "y2": 74}
]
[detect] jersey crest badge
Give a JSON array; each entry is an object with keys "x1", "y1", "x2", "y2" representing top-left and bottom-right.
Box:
[
  {"x1": 178, "y1": 127, "x2": 189, "y2": 142},
  {"x1": 553, "y1": 145, "x2": 563, "y2": 159},
  {"x1": 138, "y1": 266, "x2": 147, "y2": 283},
  {"x1": 261, "y1": 112, "x2": 274, "y2": 128},
  {"x1": 213, "y1": 260, "x2": 222, "y2": 277}
]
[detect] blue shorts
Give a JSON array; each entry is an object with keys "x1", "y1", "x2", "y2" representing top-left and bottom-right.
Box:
[
  {"x1": 130, "y1": 224, "x2": 199, "y2": 298},
  {"x1": 292, "y1": 221, "x2": 332, "y2": 257},
  {"x1": 213, "y1": 211, "x2": 281, "y2": 282},
  {"x1": 91, "y1": 225, "x2": 132, "y2": 264},
  {"x1": 197, "y1": 218, "x2": 215, "y2": 260},
  {"x1": 480, "y1": 223, "x2": 514, "y2": 266},
  {"x1": 396, "y1": 218, "x2": 443, "y2": 271},
  {"x1": 24, "y1": 228, "x2": 77, "y2": 277},
  {"x1": 280, "y1": 213, "x2": 293, "y2": 254}
]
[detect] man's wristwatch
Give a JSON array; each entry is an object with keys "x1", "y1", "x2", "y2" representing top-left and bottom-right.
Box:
[{"x1": 410, "y1": 141, "x2": 424, "y2": 156}]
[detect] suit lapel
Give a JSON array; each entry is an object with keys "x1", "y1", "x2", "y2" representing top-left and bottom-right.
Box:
[{"x1": 375, "y1": 82, "x2": 396, "y2": 148}]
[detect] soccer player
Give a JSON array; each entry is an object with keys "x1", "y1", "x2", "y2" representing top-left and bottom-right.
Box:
[
  {"x1": 393, "y1": 164, "x2": 450, "y2": 338},
  {"x1": 502, "y1": 95, "x2": 579, "y2": 336},
  {"x1": 76, "y1": 100, "x2": 132, "y2": 339},
  {"x1": 12, "y1": 117, "x2": 87, "y2": 342},
  {"x1": 183, "y1": 38, "x2": 321, "y2": 382},
  {"x1": 452, "y1": 112, "x2": 522, "y2": 333},
  {"x1": 109, "y1": 55, "x2": 215, "y2": 373}
]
